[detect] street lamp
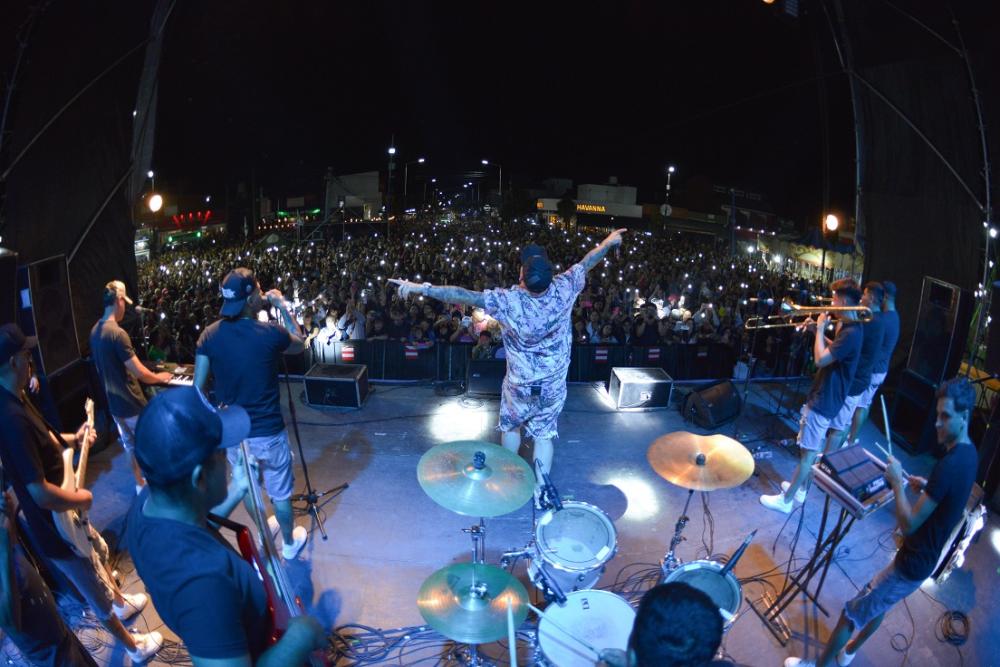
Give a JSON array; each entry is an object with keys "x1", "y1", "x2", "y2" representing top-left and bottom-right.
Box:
[
  {"x1": 820, "y1": 214, "x2": 840, "y2": 282},
  {"x1": 403, "y1": 157, "x2": 426, "y2": 204},
  {"x1": 666, "y1": 165, "x2": 676, "y2": 206},
  {"x1": 481, "y1": 159, "x2": 502, "y2": 199},
  {"x1": 148, "y1": 193, "x2": 163, "y2": 213}
]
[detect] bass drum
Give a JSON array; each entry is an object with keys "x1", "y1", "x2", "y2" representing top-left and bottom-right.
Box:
[{"x1": 536, "y1": 590, "x2": 635, "y2": 667}]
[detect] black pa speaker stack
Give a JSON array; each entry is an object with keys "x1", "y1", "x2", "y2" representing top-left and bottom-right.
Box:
[{"x1": 683, "y1": 380, "x2": 741, "y2": 429}]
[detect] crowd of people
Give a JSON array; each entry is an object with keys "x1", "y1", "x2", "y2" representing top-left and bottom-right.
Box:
[{"x1": 134, "y1": 219, "x2": 825, "y2": 367}]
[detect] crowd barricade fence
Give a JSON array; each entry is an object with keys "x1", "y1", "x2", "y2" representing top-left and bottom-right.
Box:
[{"x1": 293, "y1": 340, "x2": 741, "y2": 384}]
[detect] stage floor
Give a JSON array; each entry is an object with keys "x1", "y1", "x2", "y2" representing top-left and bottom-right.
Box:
[{"x1": 16, "y1": 379, "x2": 1000, "y2": 666}]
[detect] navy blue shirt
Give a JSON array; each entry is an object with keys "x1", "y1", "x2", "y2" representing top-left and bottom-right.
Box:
[
  {"x1": 895, "y1": 442, "x2": 977, "y2": 580},
  {"x1": 196, "y1": 318, "x2": 292, "y2": 437},
  {"x1": 89, "y1": 318, "x2": 146, "y2": 418},
  {"x1": 872, "y1": 310, "x2": 900, "y2": 375},
  {"x1": 125, "y1": 495, "x2": 269, "y2": 660},
  {"x1": 848, "y1": 315, "x2": 886, "y2": 396},
  {"x1": 807, "y1": 321, "x2": 863, "y2": 419},
  {"x1": 0, "y1": 387, "x2": 72, "y2": 558}
]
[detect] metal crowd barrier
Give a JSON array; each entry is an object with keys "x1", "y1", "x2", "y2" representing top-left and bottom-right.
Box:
[{"x1": 294, "y1": 340, "x2": 739, "y2": 383}]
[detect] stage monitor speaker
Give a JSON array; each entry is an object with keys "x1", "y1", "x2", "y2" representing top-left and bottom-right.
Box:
[
  {"x1": 985, "y1": 281, "x2": 1000, "y2": 375},
  {"x1": 18, "y1": 255, "x2": 80, "y2": 376},
  {"x1": 889, "y1": 369, "x2": 938, "y2": 455},
  {"x1": 467, "y1": 359, "x2": 505, "y2": 398},
  {"x1": 303, "y1": 363, "x2": 369, "y2": 408},
  {"x1": 608, "y1": 367, "x2": 673, "y2": 411},
  {"x1": 0, "y1": 248, "x2": 16, "y2": 325},
  {"x1": 683, "y1": 380, "x2": 741, "y2": 429},
  {"x1": 905, "y1": 277, "x2": 973, "y2": 385}
]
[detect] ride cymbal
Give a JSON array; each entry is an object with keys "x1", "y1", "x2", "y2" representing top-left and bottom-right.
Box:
[
  {"x1": 417, "y1": 440, "x2": 534, "y2": 517},
  {"x1": 417, "y1": 562, "x2": 529, "y2": 644},
  {"x1": 647, "y1": 431, "x2": 754, "y2": 491}
]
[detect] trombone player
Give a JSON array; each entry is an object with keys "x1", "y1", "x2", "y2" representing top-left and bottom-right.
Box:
[{"x1": 760, "y1": 279, "x2": 864, "y2": 513}]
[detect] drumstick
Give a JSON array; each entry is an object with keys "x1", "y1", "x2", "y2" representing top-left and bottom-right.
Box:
[
  {"x1": 871, "y1": 440, "x2": 910, "y2": 479},
  {"x1": 506, "y1": 599, "x2": 517, "y2": 667},
  {"x1": 528, "y1": 603, "x2": 601, "y2": 658},
  {"x1": 879, "y1": 395, "x2": 893, "y2": 457}
]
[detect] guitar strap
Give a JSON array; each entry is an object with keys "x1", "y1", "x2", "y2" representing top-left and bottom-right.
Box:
[{"x1": 22, "y1": 393, "x2": 73, "y2": 452}]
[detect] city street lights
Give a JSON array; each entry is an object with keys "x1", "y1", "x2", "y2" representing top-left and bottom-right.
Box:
[
  {"x1": 481, "y1": 159, "x2": 502, "y2": 199},
  {"x1": 148, "y1": 193, "x2": 163, "y2": 213},
  {"x1": 386, "y1": 145, "x2": 396, "y2": 220},
  {"x1": 820, "y1": 213, "x2": 839, "y2": 282},
  {"x1": 403, "y1": 157, "x2": 426, "y2": 205},
  {"x1": 666, "y1": 165, "x2": 676, "y2": 205}
]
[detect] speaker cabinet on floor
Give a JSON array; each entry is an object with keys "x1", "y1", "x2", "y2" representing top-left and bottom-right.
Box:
[
  {"x1": 890, "y1": 369, "x2": 938, "y2": 455},
  {"x1": 608, "y1": 367, "x2": 673, "y2": 411},
  {"x1": 684, "y1": 381, "x2": 741, "y2": 429},
  {"x1": 17, "y1": 255, "x2": 80, "y2": 375},
  {"x1": 467, "y1": 359, "x2": 505, "y2": 398},
  {"x1": 906, "y1": 276, "x2": 972, "y2": 385},
  {"x1": 303, "y1": 364, "x2": 369, "y2": 408}
]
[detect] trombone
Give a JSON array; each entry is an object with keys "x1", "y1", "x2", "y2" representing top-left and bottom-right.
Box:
[{"x1": 744, "y1": 302, "x2": 873, "y2": 330}]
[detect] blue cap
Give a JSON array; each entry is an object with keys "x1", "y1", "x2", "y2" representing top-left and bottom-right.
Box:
[
  {"x1": 523, "y1": 255, "x2": 553, "y2": 293},
  {"x1": 135, "y1": 387, "x2": 250, "y2": 486},
  {"x1": 219, "y1": 268, "x2": 257, "y2": 317}
]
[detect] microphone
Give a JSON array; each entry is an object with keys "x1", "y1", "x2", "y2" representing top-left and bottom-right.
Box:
[
  {"x1": 719, "y1": 529, "x2": 757, "y2": 577},
  {"x1": 535, "y1": 459, "x2": 562, "y2": 511},
  {"x1": 134, "y1": 305, "x2": 154, "y2": 316}
]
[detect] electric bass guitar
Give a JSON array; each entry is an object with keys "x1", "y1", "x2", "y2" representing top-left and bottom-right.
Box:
[
  {"x1": 209, "y1": 443, "x2": 328, "y2": 665},
  {"x1": 52, "y1": 398, "x2": 95, "y2": 558}
]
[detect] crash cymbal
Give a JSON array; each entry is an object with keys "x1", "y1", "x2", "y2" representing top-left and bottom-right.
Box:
[
  {"x1": 647, "y1": 431, "x2": 754, "y2": 491},
  {"x1": 417, "y1": 562, "x2": 529, "y2": 644},
  {"x1": 418, "y1": 440, "x2": 534, "y2": 517}
]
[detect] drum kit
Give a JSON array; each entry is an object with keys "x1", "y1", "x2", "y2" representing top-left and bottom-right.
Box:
[{"x1": 413, "y1": 432, "x2": 757, "y2": 666}]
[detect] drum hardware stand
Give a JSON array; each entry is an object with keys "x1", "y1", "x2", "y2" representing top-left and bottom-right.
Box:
[
  {"x1": 451, "y1": 643, "x2": 495, "y2": 666},
  {"x1": 462, "y1": 517, "x2": 488, "y2": 564},
  {"x1": 662, "y1": 486, "x2": 696, "y2": 575},
  {"x1": 747, "y1": 493, "x2": 857, "y2": 646}
]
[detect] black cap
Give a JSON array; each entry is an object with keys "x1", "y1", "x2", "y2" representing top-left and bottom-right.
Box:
[
  {"x1": 520, "y1": 244, "x2": 549, "y2": 264},
  {"x1": 0, "y1": 323, "x2": 37, "y2": 365}
]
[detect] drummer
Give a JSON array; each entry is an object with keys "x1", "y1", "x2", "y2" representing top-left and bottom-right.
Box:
[{"x1": 391, "y1": 228, "x2": 626, "y2": 500}]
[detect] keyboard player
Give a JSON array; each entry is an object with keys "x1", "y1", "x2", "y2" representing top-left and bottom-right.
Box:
[{"x1": 90, "y1": 280, "x2": 172, "y2": 495}]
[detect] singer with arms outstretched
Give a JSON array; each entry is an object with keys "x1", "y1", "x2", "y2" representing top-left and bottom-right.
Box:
[{"x1": 390, "y1": 229, "x2": 626, "y2": 499}]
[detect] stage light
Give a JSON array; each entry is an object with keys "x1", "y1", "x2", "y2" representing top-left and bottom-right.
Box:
[
  {"x1": 148, "y1": 194, "x2": 163, "y2": 212},
  {"x1": 824, "y1": 214, "x2": 839, "y2": 232}
]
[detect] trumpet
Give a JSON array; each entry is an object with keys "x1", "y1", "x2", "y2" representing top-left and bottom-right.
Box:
[{"x1": 744, "y1": 303, "x2": 873, "y2": 330}]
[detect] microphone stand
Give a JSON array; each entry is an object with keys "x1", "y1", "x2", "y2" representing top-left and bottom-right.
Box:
[{"x1": 282, "y1": 354, "x2": 347, "y2": 541}]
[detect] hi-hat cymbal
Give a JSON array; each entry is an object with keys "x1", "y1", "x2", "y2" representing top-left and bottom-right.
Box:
[
  {"x1": 647, "y1": 431, "x2": 754, "y2": 491},
  {"x1": 418, "y1": 440, "x2": 534, "y2": 517},
  {"x1": 417, "y1": 562, "x2": 529, "y2": 644}
]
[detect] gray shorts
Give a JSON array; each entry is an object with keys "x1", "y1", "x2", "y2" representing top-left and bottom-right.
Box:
[
  {"x1": 498, "y1": 379, "x2": 567, "y2": 441},
  {"x1": 844, "y1": 560, "x2": 922, "y2": 629},
  {"x1": 227, "y1": 429, "x2": 295, "y2": 502},
  {"x1": 829, "y1": 393, "x2": 862, "y2": 432},
  {"x1": 797, "y1": 403, "x2": 831, "y2": 452},
  {"x1": 113, "y1": 414, "x2": 140, "y2": 454},
  {"x1": 856, "y1": 372, "x2": 888, "y2": 410}
]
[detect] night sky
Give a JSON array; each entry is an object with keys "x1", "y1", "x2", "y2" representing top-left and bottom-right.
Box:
[{"x1": 153, "y1": 1, "x2": 852, "y2": 222}]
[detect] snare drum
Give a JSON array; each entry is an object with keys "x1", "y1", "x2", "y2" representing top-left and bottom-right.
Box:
[
  {"x1": 528, "y1": 501, "x2": 617, "y2": 593},
  {"x1": 537, "y1": 590, "x2": 635, "y2": 667},
  {"x1": 663, "y1": 559, "x2": 742, "y2": 627}
]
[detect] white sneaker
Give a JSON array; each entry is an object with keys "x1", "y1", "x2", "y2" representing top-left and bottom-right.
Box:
[
  {"x1": 127, "y1": 630, "x2": 163, "y2": 663},
  {"x1": 837, "y1": 647, "x2": 856, "y2": 666},
  {"x1": 784, "y1": 659, "x2": 815, "y2": 667},
  {"x1": 113, "y1": 592, "x2": 148, "y2": 621},
  {"x1": 281, "y1": 526, "x2": 308, "y2": 560},
  {"x1": 781, "y1": 481, "x2": 807, "y2": 504},
  {"x1": 760, "y1": 493, "x2": 794, "y2": 514},
  {"x1": 135, "y1": 484, "x2": 145, "y2": 496}
]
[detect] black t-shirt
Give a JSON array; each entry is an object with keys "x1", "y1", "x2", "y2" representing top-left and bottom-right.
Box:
[
  {"x1": 807, "y1": 321, "x2": 863, "y2": 419},
  {"x1": 636, "y1": 320, "x2": 659, "y2": 346},
  {"x1": 385, "y1": 318, "x2": 410, "y2": 340},
  {"x1": 0, "y1": 387, "x2": 72, "y2": 558},
  {"x1": 848, "y1": 316, "x2": 886, "y2": 396},
  {"x1": 196, "y1": 318, "x2": 292, "y2": 438},
  {"x1": 125, "y1": 495, "x2": 269, "y2": 660},
  {"x1": 89, "y1": 318, "x2": 146, "y2": 418},
  {"x1": 895, "y1": 442, "x2": 977, "y2": 581},
  {"x1": 872, "y1": 310, "x2": 900, "y2": 375}
]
